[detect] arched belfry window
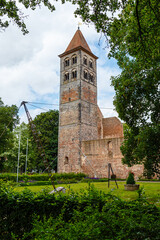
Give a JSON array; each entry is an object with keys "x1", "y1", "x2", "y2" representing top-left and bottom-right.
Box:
[
  {"x1": 83, "y1": 56, "x2": 87, "y2": 65},
  {"x1": 84, "y1": 70, "x2": 88, "y2": 80},
  {"x1": 64, "y1": 72, "x2": 69, "y2": 81},
  {"x1": 72, "y1": 54, "x2": 77, "y2": 64},
  {"x1": 64, "y1": 57, "x2": 70, "y2": 67},
  {"x1": 89, "y1": 59, "x2": 93, "y2": 68},
  {"x1": 72, "y1": 69, "x2": 77, "y2": 79},
  {"x1": 89, "y1": 73, "x2": 94, "y2": 83}
]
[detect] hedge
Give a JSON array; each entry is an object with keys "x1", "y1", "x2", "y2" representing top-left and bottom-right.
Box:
[
  {"x1": 0, "y1": 181, "x2": 160, "y2": 240},
  {"x1": 0, "y1": 172, "x2": 87, "y2": 183}
]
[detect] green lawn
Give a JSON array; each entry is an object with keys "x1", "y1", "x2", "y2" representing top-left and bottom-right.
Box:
[{"x1": 14, "y1": 181, "x2": 160, "y2": 207}]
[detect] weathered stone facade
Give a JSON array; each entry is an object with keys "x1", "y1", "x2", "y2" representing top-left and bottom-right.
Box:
[{"x1": 58, "y1": 29, "x2": 144, "y2": 179}]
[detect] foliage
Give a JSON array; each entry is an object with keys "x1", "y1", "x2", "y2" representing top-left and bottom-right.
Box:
[
  {"x1": 69, "y1": 0, "x2": 160, "y2": 177},
  {"x1": 29, "y1": 110, "x2": 59, "y2": 172},
  {"x1": 1, "y1": 109, "x2": 59, "y2": 173},
  {"x1": 0, "y1": 172, "x2": 86, "y2": 184},
  {"x1": 0, "y1": 181, "x2": 159, "y2": 240},
  {"x1": 0, "y1": 98, "x2": 19, "y2": 171},
  {"x1": 0, "y1": 0, "x2": 65, "y2": 34},
  {"x1": 82, "y1": 177, "x2": 108, "y2": 183},
  {"x1": 1, "y1": 122, "x2": 36, "y2": 173},
  {"x1": 14, "y1": 181, "x2": 160, "y2": 207},
  {"x1": 126, "y1": 172, "x2": 135, "y2": 185},
  {"x1": 51, "y1": 172, "x2": 86, "y2": 181},
  {"x1": 0, "y1": 172, "x2": 50, "y2": 181},
  {"x1": 121, "y1": 124, "x2": 160, "y2": 178},
  {"x1": 28, "y1": 200, "x2": 160, "y2": 240}
]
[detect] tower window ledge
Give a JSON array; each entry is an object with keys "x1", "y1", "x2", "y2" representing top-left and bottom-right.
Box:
[
  {"x1": 71, "y1": 78, "x2": 77, "y2": 81},
  {"x1": 64, "y1": 65, "x2": 70, "y2": 69},
  {"x1": 63, "y1": 80, "x2": 69, "y2": 84}
]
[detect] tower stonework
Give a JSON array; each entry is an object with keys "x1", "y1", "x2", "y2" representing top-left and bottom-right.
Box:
[
  {"x1": 58, "y1": 29, "x2": 98, "y2": 173},
  {"x1": 58, "y1": 29, "x2": 144, "y2": 179}
]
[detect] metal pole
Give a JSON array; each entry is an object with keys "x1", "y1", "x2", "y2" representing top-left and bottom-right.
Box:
[
  {"x1": 17, "y1": 131, "x2": 21, "y2": 182},
  {"x1": 25, "y1": 138, "x2": 28, "y2": 175},
  {"x1": 108, "y1": 163, "x2": 111, "y2": 188}
]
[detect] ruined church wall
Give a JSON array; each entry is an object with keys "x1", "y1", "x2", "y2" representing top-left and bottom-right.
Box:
[
  {"x1": 81, "y1": 138, "x2": 144, "y2": 179},
  {"x1": 102, "y1": 117, "x2": 124, "y2": 138},
  {"x1": 58, "y1": 124, "x2": 81, "y2": 173}
]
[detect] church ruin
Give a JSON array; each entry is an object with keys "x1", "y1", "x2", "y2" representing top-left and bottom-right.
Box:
[{"x1": 58, "y1": 29, "x2": 143, "y2": 179}]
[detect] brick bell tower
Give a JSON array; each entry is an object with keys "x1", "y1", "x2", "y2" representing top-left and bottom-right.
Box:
[{"x1": 58, "y1": 28, "x2": 98, "y2": 173}]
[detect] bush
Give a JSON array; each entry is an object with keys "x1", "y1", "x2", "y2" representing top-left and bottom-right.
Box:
[
  {"x1": 0, "y1": 172, "x2": 87, "y2": 184},
  {"x1": 0, "y1": 181, "x2": 160, "y2": 239},
  {"x1": 0, "y1": 173, "x2": 50, "y2": 182},
  {"x1": 28, "y1": 201, "x2": 160, "y2": 240},
  {"x1": 51, "y1": 172, "x2": 87, "y2": 181},
  {"x1": 82, "y1": 177, "x2": 108, "y2": 183},
  {"x1": 126, "y1": 172, "x2": 135, "y2": 184}
]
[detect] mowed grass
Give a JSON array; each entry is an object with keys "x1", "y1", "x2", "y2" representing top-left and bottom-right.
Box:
[{"x1": 14, "y1": 181, "x2": 160, "y2": 207}]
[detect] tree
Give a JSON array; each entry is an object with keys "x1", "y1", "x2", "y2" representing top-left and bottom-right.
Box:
[
  {"x1": 1, "y1": 122, "x2": 37, "y2": 173},
  {"x1": 0, "y1": 0, "x2": 65, "y2": 34},
  {"x1": 69, "y1": 0, "x2": 160, "y2": 177},
  {"x1": 0, "y1": 98, "x2": 19, "y2": 171},
  {"x1": 29, "y1": 110, "x2": 59, "y2": 172}
]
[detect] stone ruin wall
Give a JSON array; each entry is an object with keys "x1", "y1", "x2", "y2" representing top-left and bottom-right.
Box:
[{"x1": 81, "y1": 137, "x2": 144, "y2": 179}]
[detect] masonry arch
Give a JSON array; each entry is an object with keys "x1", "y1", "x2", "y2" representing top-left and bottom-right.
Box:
[
  {"x1": 64, "y1": 72, "x2": 69, "y2": 82},
  {"x1": 71, "y1": 68, "x2": 77, "y2": 79},
  {"x1": 83, "y1": 69, "x2": 88, "y2": 80},
  {"x1": 72, "y1": 54, "x2": 77, "y2": 64},
  {"x1": 83, "y1": 55, "x2": 88, "y2": 65},
  {"x1": 64, "y1": 57, "x2": 70, "y2": 67},
  {"x1": 89, "y1": 59, "x2": 93, "y2": 68}
]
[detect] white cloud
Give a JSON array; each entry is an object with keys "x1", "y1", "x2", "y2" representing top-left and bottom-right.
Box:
[{"x1": 0, "y1": 1, "x2": 120, "y2": 123}]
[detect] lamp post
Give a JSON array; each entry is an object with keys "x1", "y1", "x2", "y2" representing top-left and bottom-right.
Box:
[
  {"x1": 17, "y1": 130, "x2": 21, "y2": 183},
  {"x1": 25, "y1": 138, "x2": 28, "y2": 175}
]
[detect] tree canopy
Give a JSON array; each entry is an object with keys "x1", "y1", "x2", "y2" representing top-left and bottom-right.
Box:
[
  {"x1": 0, "y1": 109, "x2": 59, "y2": 173},
  {"x1": 0, "y1": 98, "x2": 19, "y2": 154},
  {"x1": 0, "y1": 0, "x2": 66, "y2": 34},
  {"x1": 29, "y1": 110, "x2": 59, "y2": 172},
  {"x1": 0, "y1": 98, "x2": 19, "y2": 171},
  {"x1": 1, "y1": 122, "x2": 36, "y2": 173}
]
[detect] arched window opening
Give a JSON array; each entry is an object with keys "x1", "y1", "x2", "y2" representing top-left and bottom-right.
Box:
[
  {"x1": 89, "y1": 73, "x2": 94, "y2": 83},
  {"x1": 84, "y1": 70, "x2": 88, "y2": 80},
  {"x1": 83, "y1": 56, "x2": 87, "y2": 65},
  {"x1": 64, "y1": 58, "x2": 70, "y2": 67},
  {"x1": 108, "y1": 141, "x2": 113, "y2": 157},
  {"x1": 89, "y1": 59, "x2": 93, "y2": 68},
  {"x1": 72, "y1": 69, "x2": 77, "y2": 79},
  {"x1": 64, "y1": 156, "x2": 69, "y2": 164},
  {"x1": 72, "y1": 55, "x2": 77, "y2": 64},
  {"x1": 64, "y1": 72, "x2": 69, "y2": 81}
]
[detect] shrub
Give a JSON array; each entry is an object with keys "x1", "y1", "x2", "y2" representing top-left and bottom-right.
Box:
[
  {"x1": 26, "y1": 194, "x2": 160, "y2": 240},
  {"x1": 126, "y1": 172, "x2": 135, "y2": 184},
  {"x1": 0, "y1": 173, "x2": 50, "y2": 182},
  {"x1": 0, "y1": 181, "x2": 160, "y2": 239},
  {"x1": 0, "y1": 172, "x2": 87, "y2": 184},
  {"x1": 51, "y1": 172, "x2": 87, "y2": 181}
]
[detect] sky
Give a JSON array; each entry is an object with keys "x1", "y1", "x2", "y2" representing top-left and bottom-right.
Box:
[{"x1": 0, "y1": 1, "x2": 121, "y2": 123}]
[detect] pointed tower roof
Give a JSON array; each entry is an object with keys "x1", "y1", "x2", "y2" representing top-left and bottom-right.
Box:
[
  {"x1": 59, "y1": 29, "x2": 98, "y2": 59},
  {"x1": 65, "y1": 29, "x2": 91, "y2": 53}
]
